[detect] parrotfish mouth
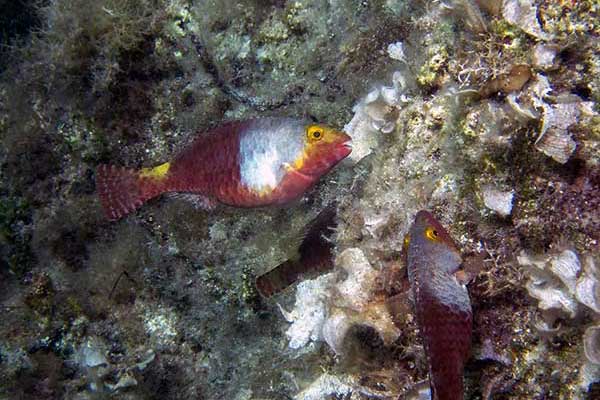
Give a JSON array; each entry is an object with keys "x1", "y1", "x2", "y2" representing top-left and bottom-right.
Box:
[
  {"x1": 340, "y1": 141, "x2": 352, "y2": 158},
  {"x1": 337, "y1": 133, "x2": 353, "y2": 158}
]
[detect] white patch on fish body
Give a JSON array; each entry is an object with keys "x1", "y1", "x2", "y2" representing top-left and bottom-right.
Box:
[
  {"x1": 408, "y1": 243, "x2": 471, "y2": 313},
  {"x1": 239, "y1": 118, "x2": 306, "y2": 194},
  {"x1": 427, "y1": 269, "x2": 471, "y2": 313}
]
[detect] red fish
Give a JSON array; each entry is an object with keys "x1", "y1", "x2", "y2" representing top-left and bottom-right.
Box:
[
  {"x1": 96, "y1": 118, "x2": 351, "y2": 220},
  {"x1": 404, "y1": 210, "x2": 472, "y2": 400}
]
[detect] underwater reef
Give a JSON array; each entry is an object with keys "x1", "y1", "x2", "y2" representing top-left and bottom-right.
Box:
[{"x1": 0, "y1": 0, "x2": 599, "y2": 399}]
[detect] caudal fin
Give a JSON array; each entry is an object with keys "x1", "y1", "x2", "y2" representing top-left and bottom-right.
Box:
[{"x1": 96, "y1": 164, "x2": 167, "y2": 221}]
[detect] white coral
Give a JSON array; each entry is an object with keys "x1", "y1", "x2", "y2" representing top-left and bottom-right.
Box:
[
  {"x1": 334, "y1": 248, "x2": 379, "y2": 309},
  {"x1": 513, "y1": 73, "x2": 597, "y2": 164},
  {"x1": 282, "y1": 248, "x2": 399, "y2": 356},
  {"x1": 519, "y1": 249, "x2": 594, "y2": 319},
  {"x1": 482, "y1": 186, "x2": 514, "y2": 217},
  {"x1": 581, "y1": 325, "x2": 600, "y2": 392},
  {"x1": 520, "y1": 250, "x2": 600, "y2": 392},
  {"x1": 344, "y1": 71, "x2": 411, "y2": 162},
  {"x1": 281, "y1": 273, "x2": 336, "y2": 349}
]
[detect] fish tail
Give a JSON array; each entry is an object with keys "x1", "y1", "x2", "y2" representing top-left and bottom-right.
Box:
[{"x1": 96, "y1": 163, "x2": 170, "y2": 220}]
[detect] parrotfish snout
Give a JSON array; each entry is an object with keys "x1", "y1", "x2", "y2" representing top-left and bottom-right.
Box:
[{"x1": 299, "y1": 129, "x2": 352, "y2": 178}]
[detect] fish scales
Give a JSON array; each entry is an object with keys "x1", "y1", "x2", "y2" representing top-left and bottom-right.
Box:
[
  {"x1": 96, "y1": 118, "x2": 351, "y2": 220},
  {"x1": 167, "y1": 121, "x2": 245, "y2": 202},
  {"x1": 405, "y1": 210, "x2": 472, "y2": 400},
  {"x1": 416, "y1": 290, "x2": 472, "y2": 400}
]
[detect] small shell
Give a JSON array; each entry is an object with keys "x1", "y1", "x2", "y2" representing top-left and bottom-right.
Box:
[
  {"x1": 525, "y1": 279, "x2": 579, "y2": 318},
  {"x1": 531, "y1": 74, "x2": 552, "y2": 106},
  {"x1": 584, "y1": 326, "x2": 600, "y2": 365},
  {"x1": 533, "y1": 317, "x2": 560, "y2": 334},
  {"x1": 364, "y1": 88, "x2": 381, "y2": 104},
  {"x1": 532, "y1": 44, "x2": 557, "y2": 69},
  {"x1": 381, "y1": 121, "x2": 396, "y2": 134},
  {"x1": 534, "y1": 98, "x2": 596, "y2": 163},
  {"x1": 482, "y1": 186, "x2": 514, "y2": 217},
  {"x1": 295, "y1": 373, "x2": 355, "y2": 400},
  {"x1": 363, "y1": 212, "x2": 390, "y2": 239},
  {"x1": 387, "y1": 42, "x2": 406, "y2": 62},
  {"x1": 343, "y1": 109, "x2": 379, "y2": 163},
  {"x1": 549, "y1": 250, "x2": 581, "y2": 294},
  {"x1": 535, "y1": 127, "x2": 576, "y2": 164},
  {"x1": 372, "y1": 118, "x2": 386, "y2": 131},
  {"x1": 453, "y1": 0, "x2": 488, "y2": 33},
  {"x1": 575, "y1": 257, "x2": 600, "y2": 313},
  {"x1": 380, "y1": 86, "x2": 399, "y2": 106},
  {"x1": 578, "y1": 362, "x2": 600, "y2": 393},
  {"x1": 575, "y1": 277, "x2": 600, "y2": 313},
  {"x1": 479, "y1": 65, "x2": 531, "y2": 98},
  {"x1": 77, "y1": 337, "x2": 108, "y2": 368},
  {"x1": 405, "y1": 380, "x2": 432, "y2": 400},
  {"x1": 392, "y1": 71, "x2": 407, "y2": 91},
  {"x1": 507, "y1": 93, "x2": 537, "y2": 120},
  {"x1": 537, "y1": 102, "x2": 584, "y2": 139},
  {"x1": 475, "y1": 0, "x2": 502, "y2": 16},
  {"x1": 517, "y1": 251, "x2": 548, "y2": 271}
]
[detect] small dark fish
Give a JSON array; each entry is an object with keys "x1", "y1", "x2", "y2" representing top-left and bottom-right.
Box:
[
  {"x1": 96, "y1": 118, "x2": 351, "y2": 220},
  {"x1": 404, "y1": 210, "x2": 472, "y2": 400},
  {"x1": 255, "y1": 205, "x2": 337, "y2": 297}
]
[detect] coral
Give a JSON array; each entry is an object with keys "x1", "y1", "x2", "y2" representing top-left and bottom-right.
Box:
[
  {"x1": 519, "y1": 248, "x2": 600, "y2": 395},
  {"x1": 280, "y1": 273, "x2": 335, "y2": 350},
  {"x1": 519, "y1": 249, "x2": 586, "y2": 320},
  {"x1": 535, "y1": 95, "x2": 596, "y2": 164},
  {"x1": 282, "y1": 248, "x2": 399, "y2": 355}
]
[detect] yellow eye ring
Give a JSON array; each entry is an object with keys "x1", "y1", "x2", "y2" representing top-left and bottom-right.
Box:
[
  {"x1": 307, "y1": 126, "x2": 324, "y2": 142},
  {"x1": 425, "y1": 227, "x2": 439, "y2": 241}
]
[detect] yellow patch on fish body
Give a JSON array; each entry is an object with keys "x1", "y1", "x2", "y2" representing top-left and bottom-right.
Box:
[{"x1": 139, "y1": 162, "x2": 171, "y2": 180}]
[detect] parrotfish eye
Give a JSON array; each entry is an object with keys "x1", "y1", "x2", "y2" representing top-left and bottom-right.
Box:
[
  {"x1": 307, "y1": 125, "x2": 324, "y2": 142},
  {"x1": 425, "y1": 227, "x2": 439, "y2": 241}
]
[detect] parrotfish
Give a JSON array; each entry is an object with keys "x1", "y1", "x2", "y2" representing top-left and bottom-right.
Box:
[
  {"x1": 404, "y1": 210, "x2": 472, "y2": 400},
  {"x1": 96, "y1": 118, "x2": 351, "y2": 220},
  {"x1": 255, "y1": 204, "x2": 336, "y2": 297}
]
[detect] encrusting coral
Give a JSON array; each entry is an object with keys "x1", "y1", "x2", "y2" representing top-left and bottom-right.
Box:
[{"x1": 519, "y1": 249, "x2": 600, "y2": 396}]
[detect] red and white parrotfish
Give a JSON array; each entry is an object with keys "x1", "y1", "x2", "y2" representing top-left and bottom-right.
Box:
[
  {"x1": 255, "y1": 204, "x2": 337, "y2": 298},
  {"x1": 404, "y1": 210, "x2": 472, "y2": 400},
  {"x1": 96, "y1": 118, "x2": 352, "y2": 221}
]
